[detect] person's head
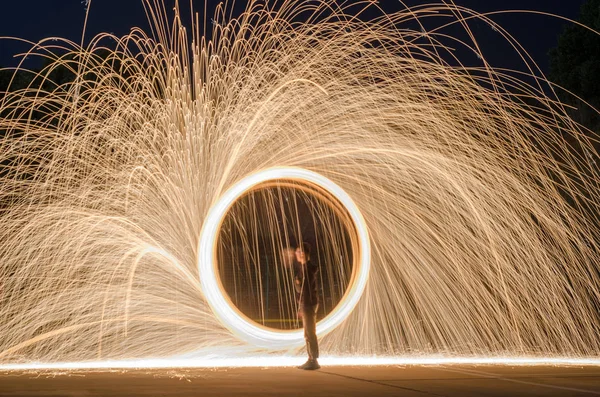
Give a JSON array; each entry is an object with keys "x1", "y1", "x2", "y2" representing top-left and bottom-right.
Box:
[{"x1": 295, "y1": 242, "x2": 311, "y2": 264}]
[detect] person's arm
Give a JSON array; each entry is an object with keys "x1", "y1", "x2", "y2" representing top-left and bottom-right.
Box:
[
  {"x1": 294, "y1": 266, "x2": 303, "y2": 293},
  {"x1": 309, "y1": 263, "x2": 319, "y2": 288},
  {"x1": 304, "y1": 263, "x2": 319, "y2": 305}
]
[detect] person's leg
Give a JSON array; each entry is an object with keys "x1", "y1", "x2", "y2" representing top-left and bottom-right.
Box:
[
  {"x1": 303, "y1": 304, "x2": 319, "y2": 361},
  {"x1": 297, "y1": 304, "x2": 320, "y2": 370}
]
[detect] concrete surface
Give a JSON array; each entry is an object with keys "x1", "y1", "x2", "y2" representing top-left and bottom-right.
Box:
[{"x1": 1, "y1": 364, "x2": 600, "y2": 396}]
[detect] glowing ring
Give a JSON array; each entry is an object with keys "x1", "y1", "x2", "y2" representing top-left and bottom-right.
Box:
[{"x1": 198, "y1": 167, "x2": 370, "y2": 348}]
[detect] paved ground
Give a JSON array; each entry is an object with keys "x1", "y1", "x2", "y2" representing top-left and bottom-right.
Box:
[{"x1": 1, "y1": 364, "x2": 600, "y2": 396}]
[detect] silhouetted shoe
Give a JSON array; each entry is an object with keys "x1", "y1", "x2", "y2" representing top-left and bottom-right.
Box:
[{"x1": 297, "y1": 359, "x2": 321, "y2": 370}]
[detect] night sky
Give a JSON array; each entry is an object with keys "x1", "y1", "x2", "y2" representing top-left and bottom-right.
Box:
[{"x1": 0, "y1": 0, "x2": 589, "y2": 73}]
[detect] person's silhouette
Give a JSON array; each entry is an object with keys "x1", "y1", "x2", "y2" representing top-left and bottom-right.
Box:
[{"x1": 293, "y1": 242, "x2": 320, "y2": 370}]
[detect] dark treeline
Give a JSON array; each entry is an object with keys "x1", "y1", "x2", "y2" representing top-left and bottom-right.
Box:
[{"x1": 549, "y1": 0, "x2": 600, "y2": 134}]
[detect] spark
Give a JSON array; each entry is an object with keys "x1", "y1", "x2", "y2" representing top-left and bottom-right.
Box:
[{"x1": 1, "y1": 0, "x2": 600, "y2": 365}]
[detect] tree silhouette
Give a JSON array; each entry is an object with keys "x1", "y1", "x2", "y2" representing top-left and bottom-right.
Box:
[{"x1": 549, "y1": 0, "x2": 600, "y2": 132}]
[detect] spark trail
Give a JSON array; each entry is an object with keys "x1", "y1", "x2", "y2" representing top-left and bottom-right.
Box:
[{"x1": 1, "y1": 0, "x2": 600, "y2": 364}]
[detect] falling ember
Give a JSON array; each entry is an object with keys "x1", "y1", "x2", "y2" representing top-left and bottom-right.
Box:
[{"x1": 1, "y1": 0, "x2": 600, "y2": 366}]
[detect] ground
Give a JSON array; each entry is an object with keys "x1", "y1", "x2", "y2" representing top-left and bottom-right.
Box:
[{"x1": 1, "y1": 364, "x2": 600, "y2": 396}]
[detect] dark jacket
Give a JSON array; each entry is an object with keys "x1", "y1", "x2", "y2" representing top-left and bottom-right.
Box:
[{"x1": 294, "y1": 260, "x2": 319, "y2": 306}]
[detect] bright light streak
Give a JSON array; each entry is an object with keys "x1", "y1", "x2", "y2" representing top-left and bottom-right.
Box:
[
  {"x1": 198, "y1": 167, "x2": 370, "y2": 348},
  {"x1": 2, "y1": 0, "x2": 600, "y2": 363},
  {"x1": 2, "y1": 356, "x2": 600, "y2": 371}
]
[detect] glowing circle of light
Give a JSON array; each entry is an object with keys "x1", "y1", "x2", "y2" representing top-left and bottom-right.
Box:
[{"x1": 198, "y1": 167, "x2": 371, "y2": 348}]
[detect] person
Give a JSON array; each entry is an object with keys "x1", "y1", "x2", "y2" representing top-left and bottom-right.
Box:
[{"x1": 293, "y1": 242, "x2": 320, "y2": 370}]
